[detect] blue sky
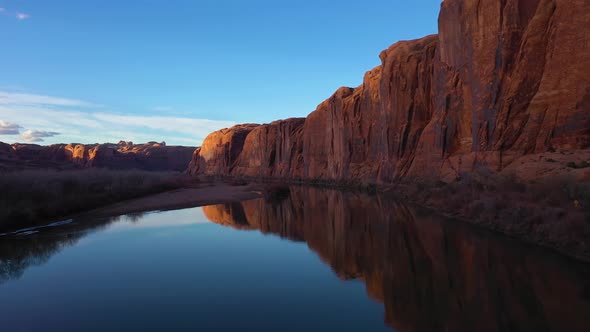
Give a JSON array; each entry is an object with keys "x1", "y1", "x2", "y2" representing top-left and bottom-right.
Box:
[{"x1": 0, "y1": 0, "x2": 440, "y2": 146}]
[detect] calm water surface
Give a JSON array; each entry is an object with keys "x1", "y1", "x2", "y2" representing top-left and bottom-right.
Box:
[{"x1": 1, "y1": 187, "x2": 589, "y2": 331}]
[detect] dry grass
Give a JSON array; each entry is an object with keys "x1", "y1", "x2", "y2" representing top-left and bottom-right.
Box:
[
  {"x1": 0, "y1": 169, "x2": 188, "y2": 230},
  {"x1": 394, "y1": 171, "x2": 590, "y2": 259}
]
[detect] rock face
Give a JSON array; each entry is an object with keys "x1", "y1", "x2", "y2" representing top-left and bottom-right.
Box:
[
  {"x1": 187, "y1": 124, "x2": 259, "y2": 175},
  {"x1": 189, "y1": 0, "x2": 590, "y2": 183},
  {"x1": 188, "y1": 119, "x2": 307, "y2": 178},
  {"x1": 0, "y1": 141, "x2": 195, "y2": 172},
  {"x1": 232, "y1": 118, "x2": 306, "y2": 178}
]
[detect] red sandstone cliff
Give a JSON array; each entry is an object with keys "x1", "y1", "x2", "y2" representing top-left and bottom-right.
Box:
[
  {"x1": 0, "y1": 141, "x2": 195, "y2": 172},
  {"x1": 188, "y1": 0, "x2": 590, "y2": 183}
]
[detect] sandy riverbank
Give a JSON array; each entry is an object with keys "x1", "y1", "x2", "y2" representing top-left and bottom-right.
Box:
[{"x1": 89, "y1": 182, "x2": 264, "y2": 218}]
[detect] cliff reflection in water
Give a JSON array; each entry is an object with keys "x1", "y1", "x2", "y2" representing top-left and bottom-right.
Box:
[
  {"x1": 1, "y1": 186, "x2": 589, "y2": 332},
  {"x1": 203, "y1": 186, "x2": 590, "y2": 332}
]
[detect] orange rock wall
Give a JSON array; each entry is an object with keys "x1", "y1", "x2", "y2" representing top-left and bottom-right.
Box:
[{"x1": 188, "y1": 0, "x2": 590, "y2": 182}]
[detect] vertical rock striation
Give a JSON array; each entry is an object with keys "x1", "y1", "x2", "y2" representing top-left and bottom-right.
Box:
[
  {"x1": 188, "y1": 0, "x2": 590, "y2": 183},
  {"x1": 187, "y1": 124, "x2": 259, "y2": 175}
]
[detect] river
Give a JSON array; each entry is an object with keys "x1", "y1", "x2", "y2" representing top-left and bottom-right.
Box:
[{"x1": 1, "y1": 186, "x2": 589, "y2": 331}]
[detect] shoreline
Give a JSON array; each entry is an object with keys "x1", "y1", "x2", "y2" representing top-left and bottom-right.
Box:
[
  {"x1": 3, "y1": 177, "x2": 588, "y2": 264},
  {"x1": 410, "y1": 198, "x2": 590, "y2": 265},
  {"x1": 193, "y1": 176, "x2": 590, "y2": 263},
  {"x1": 88, "y1": 182, "x2": 264, "y2": 218}
]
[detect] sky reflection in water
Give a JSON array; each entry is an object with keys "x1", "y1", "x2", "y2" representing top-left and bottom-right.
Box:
[{"x1": 0, "y1": 186, "x2": 589, "y2": 332}]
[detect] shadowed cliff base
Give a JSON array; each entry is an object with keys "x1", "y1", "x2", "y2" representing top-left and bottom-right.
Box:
[{"x1": 202, "y1": 186, "x2": 590, "y2": 332}]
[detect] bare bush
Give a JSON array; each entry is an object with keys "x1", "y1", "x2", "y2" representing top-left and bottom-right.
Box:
[
  {"x1": 394, "y1": 171, "x2": 590, "y2": 259},
  {"x1": 0, "y1": 169, "x2": 186, "y2": 230}
]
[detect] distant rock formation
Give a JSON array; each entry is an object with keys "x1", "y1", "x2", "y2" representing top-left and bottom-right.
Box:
[
  {"x1": 189, "y1": 0, "x2": 590, "y2": 183},
  {"x1": 0, "y1": 141, "x2": 195, "y2": 172}
]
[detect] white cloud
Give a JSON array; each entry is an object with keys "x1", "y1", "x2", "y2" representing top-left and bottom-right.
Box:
[
  {"x1": 0, "y1": 121, "x2": 21, "y2": 135},
  {"x1": 0, "y1": 90, "x2": 235, "y2": 146},
  {"x1": 93, "y1": 113, "x2": 235, "y2": 137},
  {"x1": 21, "y1": 130, "x2": 60, "y2": 142},
  {"x1": 15, "y1": 12, "x2": 30, "y2": 20},
  {"x1": 0, "y1": 91, "x2": 96, "y2": 107}
]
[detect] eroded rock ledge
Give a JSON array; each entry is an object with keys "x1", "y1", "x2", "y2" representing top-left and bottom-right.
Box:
[{"x1": 189, "y1": 0, "x2": 590, "y2": 183}]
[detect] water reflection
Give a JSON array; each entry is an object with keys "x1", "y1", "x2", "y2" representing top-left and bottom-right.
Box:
[
  {"x1": 1, "y1": 186, "x2": 589, "y2": 331},
  {"x1": 203, "y1": 186, "x2": 590, "y2": 332},
  {"x1": 0, "y1": 234, "x2": 76, "y2": 283},
  {"x1": 0, "y1": 209, "x2": 204, "y2": 284},
  {"x1": 0, "y1": 218, "x2": 100, "y2": 284}
]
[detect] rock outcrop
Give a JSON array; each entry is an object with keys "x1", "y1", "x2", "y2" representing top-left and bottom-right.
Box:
[
  {"x1": 0, "y1": 141, "x2": 195, "y2": 172},
  {"x1": 189, "y1": 0, "x2": 590, "y2": 183},
  {"x1": 187, "y1": 124, "x2": 258, "y2": 175},
  {"x1": 232, "y1": 118, "x2": 305, "y2": 178}
]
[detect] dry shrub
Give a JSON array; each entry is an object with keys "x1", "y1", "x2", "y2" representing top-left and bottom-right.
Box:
[
  {"x1": 0, "y1": 169, "x2": 186, "y2": 230},
  {"x1": 400, "y1": 171, "x2": 590, "y2": 257}
]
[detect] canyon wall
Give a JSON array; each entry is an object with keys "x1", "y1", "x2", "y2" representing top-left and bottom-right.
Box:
[
  {"x1": 189, "y1": 0, "x2": 590, "y2": 182},
  {"x1": 0, "y1": 141, "x2": 195, "y2": 172}
]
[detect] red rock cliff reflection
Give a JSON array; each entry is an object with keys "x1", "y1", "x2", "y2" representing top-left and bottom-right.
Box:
[{"x1": 203, "y1": 187, "x2": 590, "y2": 332}]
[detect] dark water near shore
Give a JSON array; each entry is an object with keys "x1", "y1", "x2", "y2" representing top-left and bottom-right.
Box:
[{"x1": 1, "y1": 187, "x2": 589, "y2": 331}]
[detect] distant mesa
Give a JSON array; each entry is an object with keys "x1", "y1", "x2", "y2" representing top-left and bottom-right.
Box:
[{"x1": 0, "y1": 141, "x2": 194, "y2": 172}]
